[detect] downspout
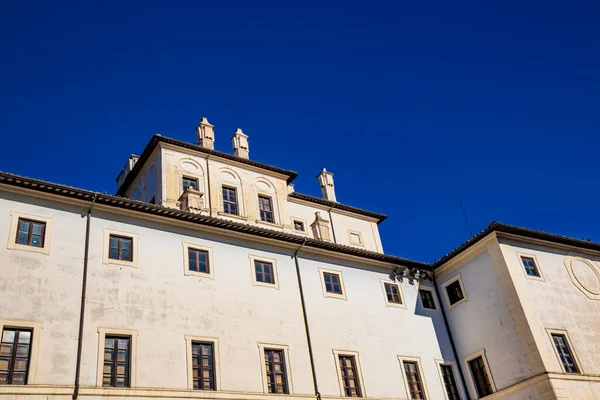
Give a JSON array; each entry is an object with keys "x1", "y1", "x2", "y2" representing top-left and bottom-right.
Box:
[
  {"x1": 73, "y1": 194, "x2": 96, "y2": 400},
  {"x1": 206, "y1": 154, "x2": 213, "y2": 217},
  {"x1": 327, "y1": 206, "x2": 337, "y2": 244},
  {"x1": 433, "y1": 272, "x2": 470, "y2": 399},
  {"x1": 292, "y1": 238, "x2": 321, "y2": 400}
]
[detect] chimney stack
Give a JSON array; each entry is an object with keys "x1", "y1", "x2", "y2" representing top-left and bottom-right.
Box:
[
  {"x1": 196, "y1": 117, "x2": 215, "y2": 149},
  {"x1": 231, "y1": 128, "x2": 249, "y2": 159},
  {"x1": 317, "y1": 168, "x2": 336, "y2": 202}
]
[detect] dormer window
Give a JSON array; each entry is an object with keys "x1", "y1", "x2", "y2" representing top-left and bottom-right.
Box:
[{"x1": 183, "y1": 177, "x2": 198, "y2": 193}]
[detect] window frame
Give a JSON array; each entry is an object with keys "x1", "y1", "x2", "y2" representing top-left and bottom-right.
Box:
[
  {"x1": 441, "y1": 274, "x2": 468, "y2": 309},
  {"x1": 258, "y1": 342, "x2": 294, "y2": 395},
  {"x1": 185, "y1": 335, "x2": 220, "y2": 390},
  {"x1": 292, "y1": 219, "x2": 306, "y2": 233},
  {"x1": 102, "y1": 335, "x2": 132, "y2": 387},
  {"x1": 0, "y1": 321, "x2": 40, "y2": 386},
  {"x1": 7, "y1": 211, "x2": 54, "y2": 255},
  {"x1": 464, "y1": 349, "x2": 495, "y2": 399},
  {"x1": 398, "y1": 356, "x2": 429, "y2": 400},
  {"x1": 182, "y1": 242, "x2": 214, "y2": 279},
  {"x1": 333, "y1": 350, "x2": 365, "y2": 398},
  {"x1": 102, "y1": 228, "x2": 139, "y2": 268},
  {"x1": 319, "y1": 268, "x2": 347, "y2": 300},
  {"x1": 516, "y1": 252, "x2": 545, "y2": 281},
  {"x1": 435, "y1": 360, "x2": 462, "y2": 400},
  {"x1": 347, "y1": 230, "x2": 364, "y2": 247},
  {"x1": 221, "y1": 186, "x2": 239, "y2": 216},
  {"x1": 258, "y1": 195, "x2": 275, "y2": 224},
  {"x1": 418, "y1": 288, "x2": 437, "y2": 310},
  {"x1": 182, "y1": 176, "x2": 199, "y2": 193},
  {"x1": 108, "y1": 235, "x2": 133, "y2": 262},
  {"x1": 546, "y1": 328, "x2": 582, "y2": 374},
  {"x1": 249, "y1": 255, "x2": 280, "y2": 289},
  {"x1": 380, "y1": 280, "x2": 405, "y2": 308},
  {"x1": 96, "y1": 327, "x2": 138, "y2": 387}
]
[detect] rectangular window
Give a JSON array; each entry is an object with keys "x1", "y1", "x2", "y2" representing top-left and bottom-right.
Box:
[
  {"x1": 0, "y1": 328, "x2": 32, "y2": 385},
  {"x1": 446, "y1": 281, "x2": 464, "y2": 306},
  {"x1": 339, "y1": 355, "x2": 361, "y2": 397},
  {"x1": 258, "y1": 196, "x2": 274, "y2": 223},
  {"x1": 521, "y1": 256, "x2": 540, "y2": 277},
  {"x1": 183, "y1": 177, "x2": 199, "y2": 192},
  {"x1": 468, "y1": 356, "x2": 493, "y2": 398},
  {"x1": 440, "y1": 365, "x2": 460, "y2": 400},
  {"x1": 15, "y1": 218, "x2": 46, "y2": 248},
  {"x1": 109, "y1": 235, "x2": 133, "y2": 261},
  {"x1": 384, "y1": 283, "x2": 402, "y2": 304},
  {"x1": 403, "y1": 361, "x2": 425, "y2": 399},
  {"x1": 188, "y1": 248, "x2": 209, "y2": 274},
  {"x1": 293, "y1": 220, "x2": 305, "y2": 232},
  {"x1": 103, "y1": 336, "x2": 131, "y2": 387},
  {"x1": 552, "y1": 334, "x2": 579, "y2": 373},
  {"x1": 419, "y1": 290, "x2": 436, "y2": 310},
  {"x1": 255, "y1": 261, "x2": 275, "y2": 285},
  {"x1": 222, "y1": 187, "x2": 238, "y2": 215},
  {"x1": 324, "y1": 272, "x2": 342, "y2": 294},
  {"x1": 264, "y1": 349, "x2": 288, "y2": 394},
  {"x1": 192, "y1": 342, "x2": 215, "y2": 390}
]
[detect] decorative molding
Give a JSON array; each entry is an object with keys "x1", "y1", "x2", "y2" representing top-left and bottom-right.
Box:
[
  {"x1": 564, "y1": 256, "x2": 600, "y2": 300},
  {"x1": 7, "y1": 210, "x2": 54, "y2": 255}
]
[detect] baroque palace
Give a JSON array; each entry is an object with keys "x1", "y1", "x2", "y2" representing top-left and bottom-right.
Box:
[{"x1": 1, "y1": 118, "x2": 599, "y2": 400}]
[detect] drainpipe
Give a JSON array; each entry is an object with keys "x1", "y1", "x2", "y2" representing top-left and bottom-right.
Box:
[
  {"x1": 206, "y1": 154, "x2": 213, "y2": 216},
  {"x1": 327, "y1": 206, "x2": 337, "y2": 244},
  {"x1": 73, "y1": 194, "x2": 96, "y2": 400},
  {"x1": 292, "y1": 238, "x2": 321, "y2": 400},
  {"x1": 433, "y1": 273, "x2": 470, "y2": 399}
]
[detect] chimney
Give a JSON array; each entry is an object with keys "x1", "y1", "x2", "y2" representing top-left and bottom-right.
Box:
[
  {"x1": 231, "y1": 128, "x2": 249, "y2": 159},
  {"x1": 317, "y1": 168, "x2": 336, "y2": 202},
  {"x1": 311, "y1": 212, "x2": 331, "y2": 241},
  {"x1": 196, "y1": 117, "x2": 215, "y2": 149}
]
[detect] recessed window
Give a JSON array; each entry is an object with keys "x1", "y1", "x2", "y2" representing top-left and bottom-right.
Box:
[
  {"x1": 264, "y1": 349, "x2": 289, "y2": 394},
  {"x1": 521, "y1": 256, "x2": 540, "y2": 277},
  {"x1": 103, "y1": 336, "x2": 131, "y2": 387},
  {"x1": 255, "y1": 261, "x2": 275, "y2": 285},
  {"x1": 192, "y1": 342, "x2": 216, "y2": 390},
  {"x1": 403, "y1": 361, "x2": 425, "y2": 399},
  {"x1": 339, "y1": 355, "x2": 362, "y2": 397},
  {"x1": 15, "y1": 218, "x2": 46, "y2": 248},
  {"x1": 552, "y1": 333, "x2": 579, "y2": 373},
  {"x1": 324, "y1": 272, "x2": 342, "y2": 294},
  {"x1": 440, "y1": 364, "x2": 460, "y2": 400},
  {"x1": 468, "y1": 356, "x2": 493, "y2": 398},
  {"x1": 258, "y1": 196, "x2": 274, "y2": 223},
  {"x1": 445, "y1": 280, "x2": 465, "y2": 306},
  {"x1": 293, "y1": 220, "x2": 305, "y2": 232},
  {"x1": 222, "y1": 186, "x2": 238, "y2": 215},
  {"x1": 109, "y1": 235, "x2": 133, "y2": 262},
  {"x1": 0, "y1": 328, "x2": 32, "y2": 385},
  {"x1": 419, "y1": 290, "x2": 436, "y2": 310},
  {"x1": 188, "y1": 248, "x2": 209, "y2": 274},
  {"x1": 384, "y1": 282, "x2": 402, "y2": 305},
  {"x1": 183, "y1": 177, "x2": 199, "y2": 192}
]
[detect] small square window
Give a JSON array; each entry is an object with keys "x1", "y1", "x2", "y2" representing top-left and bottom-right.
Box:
[
  {"x1": 255, "y1": 261, "x2": 275, "y2": 285},
  {"x1": 188, "y1": 249, "x2": 209, "y2": 274},
  {"x1": 521, "y1": 256, "x2": 540, "y2": 277},
  {"x1": 382, "y1": 282, "x2": 404, "y2": 307},
  {"x1": 444, "y1": 278, "x2": 466, "y2": 307},
  {"x1": 15, "y1": 218, "x2": 46, "y2": 248},
  {"x1": 293, "y1": 220, "x2": 305, "y2": 232},
  {"x1": 419, "y1": 290, "x2": 436, "y2": 310},
  {"x1": 183, "y1": 177, "x2": 199, "y2": 193},
  {"x1": 324, "y1": 272, "x2": 342, "y2": 294},
  {"x1": 109, "y1": 235, "x2": 133, "y2": 262}
]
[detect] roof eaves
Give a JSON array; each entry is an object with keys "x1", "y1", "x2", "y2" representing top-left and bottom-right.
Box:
[{"x1": 288, "y1": 192, "x2": 388, "y2": 223}]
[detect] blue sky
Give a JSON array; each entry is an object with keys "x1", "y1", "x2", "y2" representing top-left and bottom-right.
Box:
[{"x1": 1, "y1": 1, "x2": 599, "y2": 263}]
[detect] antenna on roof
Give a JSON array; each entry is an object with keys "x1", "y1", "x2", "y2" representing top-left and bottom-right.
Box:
[{"x1": 460, "y1": 200, "x2": 473, "y2": 238}]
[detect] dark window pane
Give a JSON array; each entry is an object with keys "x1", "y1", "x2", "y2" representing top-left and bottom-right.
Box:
[
  {"x1": 108, "y1": 235, "x2": 133, "y2": 261},
  {"x1": 403, "y1": 361, "x2": 425, "y2": 399},
  {"x1": 103, "y1": 336, "x2": 130, "y2": 387},
  {"x1": 446, "y1": 280, "x2": 464, "y2": 305},
  {"x1": 419, "y1": 290, "x2": 436, "y2": 309},
  {"x1": 468, "y1": 356, "x2": 493, "y2": 397},
  {"x1": 441, "y1": 365, "x2": 460, "y2": 400},
  {"x1": 552, "y1": 334, "x2": 579, "y2": 373},
  {"x1": 521, "y1": 257, "x2": 540, "y2": 277},
  {"x1": 222, "y1": 187, "x2": 238, "y2": 215},
  {"x1": 255, "y1": 261, "x2": 275, "y2": 284},
  {"x1": 339, "y1": 356, "x2": 361, "y2": 397},
  {"x1": 15, "y1": 219, "x2": 46, "y2": 248},
  {"x1": 324, "y1": 273, "x2": 342, "y2": 294},
  {"x1": 384, "y1": 283, "x2": 402, "y2": 304},
  {"x1": 192, "y1": 342, "x2": 216, "y2": 390},
  {"x1": 265, "y1": 349, "x2": 288, "y2": 394}
]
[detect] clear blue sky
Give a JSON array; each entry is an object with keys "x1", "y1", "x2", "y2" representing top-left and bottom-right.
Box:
[{"x1": 1, "y1": 1, "x2": 599, "y2": 263}]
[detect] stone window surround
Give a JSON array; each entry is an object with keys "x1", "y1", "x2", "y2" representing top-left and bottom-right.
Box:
[
  {"x1": 516, "y1": 252, "x2": 545, "y2": 282},
  {"x1": 182, "y1": 241, "x2": 215, "y2": 279},
  {"x1": 249, "y1": 254, "x2": 280, "y2": 290},
  {"x1": 434, "y1": 359, "x2": 461, "y2": 400},
  {"x1": 463, "y1": 349, "x2": 496, "y2": 398},
  {"x1": 96, "y1": 327, "x2": 138, "y2": 387},
  {"x1": 257, "y1": 342, "x2": 294, "y2": 395},
  {"x1": 102, "y1": 228, "x2": 139, "y2": 269},
  {"x1": 185, "y1": 335, "x2": 221, "y2": 390},
  {"x1": 380, "y1": 279, "x2": 406, "y2": 309},
  {"x1": 319, "y1": 267, "x2": 347, "y2": 300},
  {"x1": 7, "y1": 211, "x2": 54, "y2": 255},
  {"x1": 546, "y1": 328, "x2": 583, "y2": 374},
  {"x1": 332, "y1": 349, "x2": 366, "y2": 398},
  {"x1": 398, "y1": 355, "x2": 430, "y2": 400},
  {"x1": 441, "y1": 274, "x2": 468, "y2": 309},
  {"x1": 0, "y1": 318, "x2": 42, "y2": 385},
  {"x1": 291, "y1": 217, "x2": 308, "y2": 235}
]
